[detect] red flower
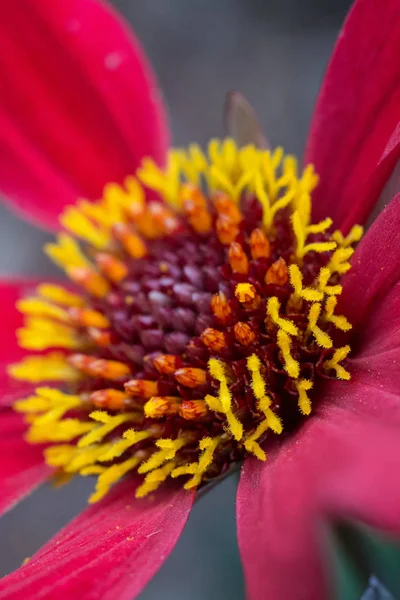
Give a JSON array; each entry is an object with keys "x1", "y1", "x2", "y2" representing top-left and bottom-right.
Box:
[{"x1": 1, "y1": 1, "x2": 400, "y2": 599}]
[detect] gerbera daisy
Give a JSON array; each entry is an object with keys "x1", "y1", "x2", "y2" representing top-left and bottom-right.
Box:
[{"x1": 1, "y1": 1, "x2": 400, "y2": 599}]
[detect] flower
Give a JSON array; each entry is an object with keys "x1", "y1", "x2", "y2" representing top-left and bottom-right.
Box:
[{"x1": 1, "y1": 0, "x2": 400, "y2": 599}]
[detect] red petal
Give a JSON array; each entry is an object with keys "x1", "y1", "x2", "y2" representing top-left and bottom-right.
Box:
[
  {"x1": 0, "y1": 408, "x2": 49, "y2": 517},
  {"x1": 237, "y1": 408, "x2": 400, "y2": 600},
  {"x1": 0, "y1": 481, "x2": 194, "y2": 599},
  {"x1": 305, "y1": 0, "x2": 400, "y2": 231},
  {"x1": 339, "y1": 193, "x2": 400, "y2": 332},
  {"x1": 0, "y1": 0, "x2": 169, "y2": 230},
  {"x1": 0, "y1": 278, "x2": 45, "y2": 406}
]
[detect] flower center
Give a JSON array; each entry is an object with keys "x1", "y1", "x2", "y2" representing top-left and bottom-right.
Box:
[{"x1": 10, "y1": 139, "x2": 362, "y2": 501}]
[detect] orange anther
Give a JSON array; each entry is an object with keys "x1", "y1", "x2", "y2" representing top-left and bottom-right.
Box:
[
  {"x1": 233, "y1": 322, "x2": 256, "y2": 346},
  {"x1": 113, "y1": 224, "x2": 147, "y2": 258},
  {"x1": 180, "y1": 184, "x2": 208, "y2": 210},
  {"x1": 265, "y1": 257, "x2": 289, "y2": 286},
  {"x1": 211, "y1": 292, "x2": 232, "y2": 322},
  {"x1": 153, "y1": 354, "x2": 179, "y2": 375},
  {"x1": 200, "y1": 328, "x2": 227, "y2": 352},
  {"x1": 87, "y1": 327, "x2": 112, "y2": 347},
  {"x1": 95, "y1": 253, "x2": 128, "y2": 283},
  {"x1": 179, "y1": 399, "x2": 208, "y2": 420},
  {"x1": 229, "y1": 242, "x2": 249, "y2": 274},
  {"x1": 148, "y1": 203, "x2": 180, "y2": 235},
  {"x1": 250, "y1": 228, "x2": 270, "y2": 259},
  {"x1": 67, "y1": 267, "x2": 110, "y2": 298},
  {"x1": 124, "y1": 379, "x2": 159, "y2": 398},
  {"x1": 68, "y1": 355, "x2": 131, "y2": 380},
  {"x1": 213, "y1": 193, "x2": 242, "y2": 224},
  {"x1": 216, "y1": 215, "x2": 239, "y2": 245},
  {"x1": 68, "y1": 307, "x2": 110, "y2": 329},
  {"x1": 90, "y1": 389, "x2": 130, "y2": 410},
  {"x1": 235, "y1": 283, "x2": 261, "y2": 309},
  {"x1": 144, "y1": 396, "x2": 181, "y2": 418},
  {"x1": 174, "y1": 367, "x2": 207, "y2": 388},
  {"x1": 181, "y1": 185, "x2": 212, "y2": 234}
]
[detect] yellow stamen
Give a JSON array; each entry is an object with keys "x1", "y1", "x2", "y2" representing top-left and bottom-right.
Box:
[
  {"x1": 8, "y1": 353, "x2": 79, "y2": 383},
  {"x1": 332, "y1": 224, "x2": 363, "y2": 247},
  {"x1": 266, "y1": 297, "x2": 298, "y2": 336},
  {"x1": 328, "y1": 247, "x2": 354, "y2": 275},
  {"x1": 289, "y1": 264, "x2": 323, "y2": 302},
  {"x1": 292, "y1": 211, "x2": 336, "y2": 259},
  {"x1": 138, "y1": 437, "x2": 188, "y2": 474},
  {"x1": 60, "y1": 206, "x2": 110, "y2": 249},
  {"x1": 324, "y1": 346, "x2": 351, "y2": 380},
  {"x1": 208, "y1": 358, "x2": 243, "y2": 440},
  {"x1": 277, "y1": 330, "x2": 300, "y2": 378},
  {"x1": 37, "y1": 284, "x2": 84, "y2": 307},
  {"x1": 45, "y1": 234, "x2": 90, "y2": 270},
  {"x1": 99, "y1": 429, "x2": 152, "y2": 462},
  {"x1": 296, "y1": 379, "x2": 313, "y2": 415},
  {"x1": 135, "y1": 461, "x2": 176, "y2": 498},
  {"x1": 171, "y1": 436, "x2": 220, "y2": 490},
  {"x1": 317, "y1": 267, "x2": 342, "y2": 297},
  {"x1": 78, "y1": 411, "x2": 138, "y2": 447},
  {"x1": 246, "y1": 355, "x2": 282, "y2": 433},
  {"x1": 307, "y1": 303, "x2": 333, "y2": 349},
  {"x1": 324, "y1": 296, "x2": 352, "y2": 331},
  {"x1": 17, "y1": 298, "x2": 68, "y2": 322},
  {"x1": 89, "y1": 456, "x2": 140, "y2": 503},
  {"x1": 17, "y1": 318, "x2": 81, "y2": 351}
]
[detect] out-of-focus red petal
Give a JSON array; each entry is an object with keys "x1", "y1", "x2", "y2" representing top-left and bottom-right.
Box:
[
  {"x1": 0, "y1": 0, "x2": 169, "y2": 230},
  {"x1": 0, "y1": 278, "x2": 45, "y2": 406},
  {"x1": 0, "y1": 480, "x2": 194, "y2": 600},
  {"x1": 237, "y1": 407, "x2": 400, "y2": 600},
  {"x1": 0, "y1": 408, "x2": 49, "y2": 517},
  {"x1": 339, "y1": 193, "x2": 400, "y2": 332},
  {"x1": 305, "y1": 0, "x2": 400, "y2": 231}
]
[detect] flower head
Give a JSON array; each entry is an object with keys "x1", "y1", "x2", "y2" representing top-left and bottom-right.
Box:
[{"x1": 11, "y1": 141, "x2": 360, "y2": 503}]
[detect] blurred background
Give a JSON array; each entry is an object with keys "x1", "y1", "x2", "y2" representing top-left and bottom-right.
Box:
[{"x1": 0, "y1": 1, "x2": 371, "y2": 598}]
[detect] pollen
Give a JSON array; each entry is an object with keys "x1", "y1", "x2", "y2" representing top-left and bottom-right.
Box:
[{"x1": 10, "y1": 139, "x2": 360, "y2": 501}]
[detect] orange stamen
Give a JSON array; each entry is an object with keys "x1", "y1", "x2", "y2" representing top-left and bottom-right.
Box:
[
  {"x1": 265, "y1": 257, "x2": 289, "y2": 286},
  {"x1": 216, "y1": 215, "x2": 239, "y2": 245},
  {"x1": 179, "y1": 400, "x2": 208, "y2": 420},
  {"x1": 67, "y1": 267, "x2": 110, "y2": 298},
  {"x1": 90, "y1": 389, "x2": 130, "y2": 410},
  {"x1": 174, "y1": 367, "x2": 207, "y2": 388},
  {"x1": 213, "y1": 193, "x2": 242, "y2": 224},
  {"x1": 68, "y1": 307, "x2": 110, "y2": 329},
  {"x1": 113, "y1": 224, "x2": 147, "y2": 258},
  {"x1": 211, "y1": 292, "x2": 232, "y2": 322},
  {"x1": 153, "y1": 354, "x2": 179, "y2": 375},
  {"x1": 87, "y1": 327, "x2": 112, "y2": 347},
  {"x1": 124, "y1": 379, "x2": 159, "y2": 398},
  {"x1": 233, "y1": 322, "x2": 256, "y2": 346},
  {"x1": 229, "y1": 242, "x2": 249, "y2": 274},
  {"x1": 148, "y1": 203, "x2": 180, "y2": 235},
  {"x1": 200, "y1": 328, "x2": 227, "y2": 352},
  {"x1": 250, "y1": 228, "x2": 270, "y2": 259},
  {"x1": 68, "y1": 355, "x2": 130, "y2": 380},
  {"x1": 95, "y1": 253, "x2": 128, "y2": 283},
  {"x1": 181, "y1": 184, "x2": 212, "y2": 234}
]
